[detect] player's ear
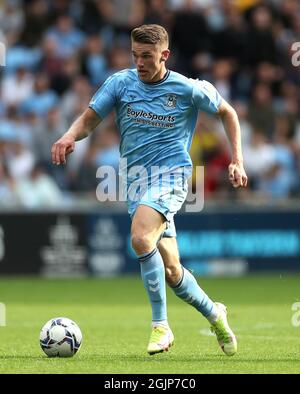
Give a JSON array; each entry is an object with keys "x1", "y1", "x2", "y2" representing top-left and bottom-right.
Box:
[{"x1": 161, "y1": 49, "x2": 170, "y2": 62}]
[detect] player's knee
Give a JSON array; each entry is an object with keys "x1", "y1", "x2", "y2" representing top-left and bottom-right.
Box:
[{"x1": 131, "y1": 233, "x2": 154, "y2": 255}]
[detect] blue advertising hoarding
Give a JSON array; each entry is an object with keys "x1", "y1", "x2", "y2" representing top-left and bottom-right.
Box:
[{"x1": 0, "y1": 209, "x2": 299, "y2": 276}]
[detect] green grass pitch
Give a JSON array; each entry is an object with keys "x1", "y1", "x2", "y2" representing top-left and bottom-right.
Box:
[{"x1": 0, "y1": 275, "x2": 300, "y2": 374}]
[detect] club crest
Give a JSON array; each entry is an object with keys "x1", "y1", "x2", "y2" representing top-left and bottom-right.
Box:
[{"x1": 165, "y1": 94, "x2": 177, "y2": 109}]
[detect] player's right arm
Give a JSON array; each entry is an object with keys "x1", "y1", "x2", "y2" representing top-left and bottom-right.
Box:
[
  {"x1": 51, "y1": 108, "x2": 101, "y2": 166},
  {"x1": 52, "y1": 72, "x2": 119, "y2": 165}
]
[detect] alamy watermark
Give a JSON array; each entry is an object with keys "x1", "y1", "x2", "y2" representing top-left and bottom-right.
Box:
[
  {"x1": 0, "y1": 42, "x2": 6, "y2": 67},
  {"x1": 291, "y1": 302, "x2": 300, "y2": 327},
  {"x1": 0, "y1": 303, "x2": 6, "y2": 326},
  {"x1": 291, "y1": 42, "x2": 300, "y2": 67},
  {"x1": 95, "y1": 160, "x2": 205, "y2": 213}
]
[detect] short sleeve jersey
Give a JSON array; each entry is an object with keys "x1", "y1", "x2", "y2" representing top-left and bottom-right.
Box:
[{"x1": 89, "y1": 69, "x2": 222, "y2": 180}]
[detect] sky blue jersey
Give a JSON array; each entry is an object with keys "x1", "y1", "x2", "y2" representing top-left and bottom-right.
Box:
[{"x1": 89, "y1": 69, "x2": 222, "y2": 181}]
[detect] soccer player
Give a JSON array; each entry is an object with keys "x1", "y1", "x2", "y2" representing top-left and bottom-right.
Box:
[{"x1": 52, "y1": 24, "x2": 248, "y2": 356}]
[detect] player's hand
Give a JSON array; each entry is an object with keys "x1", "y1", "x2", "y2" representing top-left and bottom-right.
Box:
[
  {"x1": 228, "y1": 161, "x2": 248, "y2": 188},
  {"x1": 51, "y1": 134, "x2": 75, "y2": 165}
]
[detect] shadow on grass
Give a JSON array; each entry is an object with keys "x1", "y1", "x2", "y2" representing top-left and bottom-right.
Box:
[{"x1": 0, "y1": 356, "x2": 52, "y2": 360}]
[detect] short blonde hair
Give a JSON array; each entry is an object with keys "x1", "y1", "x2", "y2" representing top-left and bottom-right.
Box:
[{"x1": 131, "y1": 24, "x2": 169, "y2": 47}]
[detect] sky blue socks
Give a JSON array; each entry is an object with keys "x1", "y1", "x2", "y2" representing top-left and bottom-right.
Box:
[
  {"x1": 171, "y1": 266, "x2": 218, "y2": 320},
  {"x1": 139, "y1": 248, "x2": 167, "y2": 322},
  {"x1": 139, "y1": 250, "x2": 218, "y2": 323}
]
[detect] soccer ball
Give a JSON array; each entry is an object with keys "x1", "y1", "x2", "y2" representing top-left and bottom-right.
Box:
[{"x1": 39, "y1": 317, "x2": 82, "y2": 357}]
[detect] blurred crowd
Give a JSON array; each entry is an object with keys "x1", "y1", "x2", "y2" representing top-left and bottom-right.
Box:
[{"x1": 0, "y1": 0, "x2": 300, "y2": 208}]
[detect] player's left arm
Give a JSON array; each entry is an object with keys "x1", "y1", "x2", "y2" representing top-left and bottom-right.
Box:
[{"x1": 217, "y1": 99, "x2": 248, "y2": 188}]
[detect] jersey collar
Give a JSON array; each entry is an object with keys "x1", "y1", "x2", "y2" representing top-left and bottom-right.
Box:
[{"x1": 138, "y1": 69, "x2": 170, "y2": 86}]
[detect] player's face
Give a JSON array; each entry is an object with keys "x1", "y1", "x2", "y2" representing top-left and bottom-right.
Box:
[{"x1": 132, "y1": 41, "x2": 170, "y2": 83}]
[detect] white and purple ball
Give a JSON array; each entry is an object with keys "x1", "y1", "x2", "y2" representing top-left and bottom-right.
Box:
[{"x1": 40, "y1": 317, "x2": 82, "y2": 357}]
